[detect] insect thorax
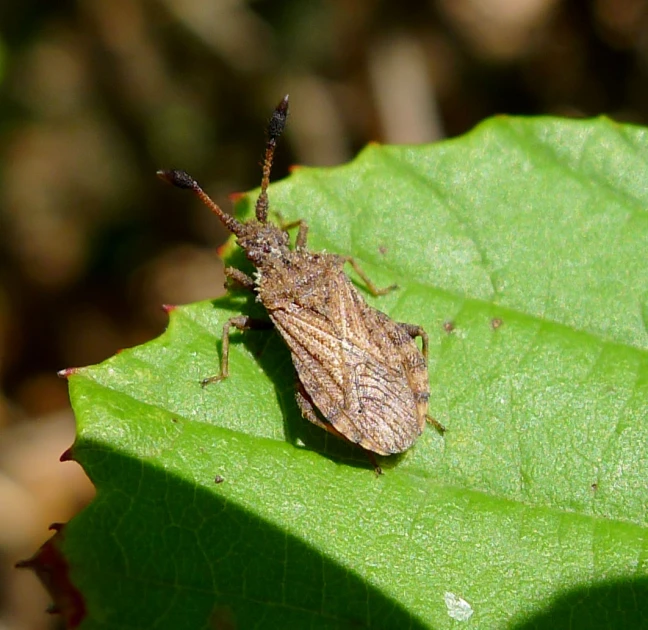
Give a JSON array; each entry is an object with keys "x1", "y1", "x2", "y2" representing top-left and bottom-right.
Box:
[{"x1": 255, "y1": 249, "x2": 344, "y2": 311}]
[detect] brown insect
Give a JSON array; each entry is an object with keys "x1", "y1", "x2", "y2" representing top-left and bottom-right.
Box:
[{"x1": 158, "y1": 95, "x2": 443, "y2": 471}]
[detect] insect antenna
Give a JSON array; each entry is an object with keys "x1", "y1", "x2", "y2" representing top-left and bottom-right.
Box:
[
  {"x1": 255, "y1": 94, "x2": 289, "y2": 224},
  {"x1": 156, "y1": 169, "x2": 245, "y2": 237}
]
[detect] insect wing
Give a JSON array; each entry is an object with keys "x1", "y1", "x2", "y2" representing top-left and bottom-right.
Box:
[{"x1": 270, "y1": 288, "x2": 423, "y2": 455}]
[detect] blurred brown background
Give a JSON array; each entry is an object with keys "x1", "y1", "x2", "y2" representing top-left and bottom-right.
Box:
[{"x1": 1, "y1": 0, "x2": 647, "y2": 628}]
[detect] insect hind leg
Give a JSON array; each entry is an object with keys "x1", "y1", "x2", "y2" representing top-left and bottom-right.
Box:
[
  {"x1": 426, "y1": 416, "x2": 446, "y2": 434},
  {"x1": 398, "y1": 322, "x2": 445, "y2": 434},
  {"x1": 294, "y1": 380, "x2": 340, "y2": 434},
  {"x1": 399, "y1": 322, "x2": 429, "y2": 361}
]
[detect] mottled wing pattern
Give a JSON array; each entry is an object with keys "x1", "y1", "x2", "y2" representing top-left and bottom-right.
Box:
[{"x1": 269, "y1": 271, "x2": 429, "y2": 455}]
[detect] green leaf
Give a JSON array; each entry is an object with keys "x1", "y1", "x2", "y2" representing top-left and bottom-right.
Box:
[{"x1": 63, "y1": 116, "x2": 648, "y2": 629}]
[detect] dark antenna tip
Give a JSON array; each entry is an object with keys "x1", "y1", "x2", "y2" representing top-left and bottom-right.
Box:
[
  {"x1": 267, "y1": 94, "x2": 289, "y2": 142},
  {"x1": 156, "y1": 169, "x2": 198, "y2": 190}
]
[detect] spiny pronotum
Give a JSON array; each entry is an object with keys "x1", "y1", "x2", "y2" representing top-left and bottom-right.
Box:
[{"x1": 158, "y1": 95, "x2": 444, "y2": 473}]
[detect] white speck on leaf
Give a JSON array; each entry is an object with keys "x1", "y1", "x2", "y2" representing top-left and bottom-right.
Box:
[{"x1": 444, "y1": 592, "x2": 473, "y2": 622}]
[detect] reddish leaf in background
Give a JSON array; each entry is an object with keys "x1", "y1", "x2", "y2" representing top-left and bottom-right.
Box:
[{"x1": 15, "y1": 522, "x2": 86, "y2": 629}]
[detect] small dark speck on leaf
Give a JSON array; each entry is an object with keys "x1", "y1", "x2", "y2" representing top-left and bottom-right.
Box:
[
  {"x1": 491, "y1": 317, "x2": 503, "y2": 330},
  {"x1": 214, "y1": 475, "x2": 224, "y2": 484},
  {"x1": 443, "y1": 321, "x2": 455, "y2": 333}
]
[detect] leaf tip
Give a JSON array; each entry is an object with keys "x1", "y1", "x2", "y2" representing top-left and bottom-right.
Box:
[
  {"x1": 60, "y1": 446, "x2": 76, "y2": 463},
  {"x1": 57, "y1": 367, "x2": 81, "y2": 379},
  {"x1": 215, "y1": 243, "x2": 228, "y2": 257},
  {"x1": 228, "y1": 191, "x2": 246, "y2": 203},
  {"x1": 162, "y1": 303, "x2": 177, "y2": 314}
]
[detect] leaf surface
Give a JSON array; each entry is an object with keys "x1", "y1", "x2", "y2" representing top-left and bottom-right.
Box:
[{"x1": 64, "y1": 116, "x2": 648, "y2": 629}]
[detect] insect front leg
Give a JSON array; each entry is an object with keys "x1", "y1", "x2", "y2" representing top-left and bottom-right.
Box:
[
  {"x1": 342, "y1": 256, "x2": 398, "y2": 296},
  {"x1": 224, "y1": 267, "x2": 256, "y2": 291},
  {"x1": 201, "y1": 316, "x2": 272, "y2": 386},
  {"x1": 294, "y1": 380, "x2": 383, "y2": 475},
  {"x1": 277, "y1": 215, "x2": 309, "y2": 249}
]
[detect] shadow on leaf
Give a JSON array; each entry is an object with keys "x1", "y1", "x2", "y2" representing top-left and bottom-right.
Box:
[
  {"x1": 63, "y1": 443, "x2": 428, "y2": 629},
  {"x1": 511, "y1": 576, "x2": 648, "y2": 629}
]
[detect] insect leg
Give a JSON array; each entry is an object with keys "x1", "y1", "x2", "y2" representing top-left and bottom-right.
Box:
[
  {"x1": 275, "y1": 213, "x2": 309, "y2": 249},
  {"x1": 201, "y1": 316, "x2": 272, "y2": 386},
  {"x1": 282, "y1": 219, "x2": 309, "y2": 248},
  {"x1": 224, "y1": 266, "x2": 256, "y2": 291},
  {"x1": 295, "y1": 380, "x2": 383, "y2": 475},
  {"x1": 342, "y1": 257, "x2": 398, "y2": 296},
  {"x1": 398, "y1": 323, "x2": 445, "y2": 434},
  {"x1": 294, "y1": 379, "x2": 338, "y2": 433},
  {"x1": 294, "y1": 222, "x2": 308, "y2": 248},
  {"x1": 426, "y1": 416, "x2": 446, "y2": 433},
  {"x1": 399, "y1": 323, "x2": 429, "y2": 361}
]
